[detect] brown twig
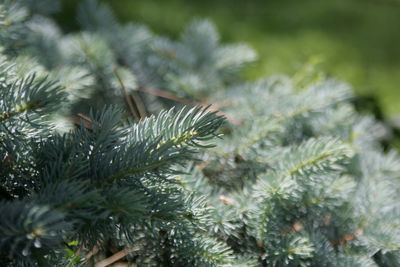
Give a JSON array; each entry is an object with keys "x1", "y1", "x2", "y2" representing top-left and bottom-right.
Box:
[
  {"x1": 138, "y1": 86, "x2": 196, "y2": 106},
  {"x1": 113, "y1": 69, "x2": 144, "y2": 120},
  {"x1": 77, "y1": 113, "x2": 93, "y2": 123},
  {"x1": 138, "y1": 86, "x2": 242, "y2": 125},
  {"x1": 85, "y1": 245, "x2": 100, "y2": 261},
  {"x1": 70, "y1": 113, "x2": 98, "y2": 130},
  {"x1": 131, "y1": 91, "x2": 148, "y2": 118},
  {"x1": 197, "y1": 159, "x2": 211, "y2": 170},
  {"x1": 94, "y1": 247, "x2": 137, "y2": 267}
]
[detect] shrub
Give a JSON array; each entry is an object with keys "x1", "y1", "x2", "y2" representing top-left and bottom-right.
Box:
[{"x1": 1, "y1": 1, "x2": 399, "y2": 266}]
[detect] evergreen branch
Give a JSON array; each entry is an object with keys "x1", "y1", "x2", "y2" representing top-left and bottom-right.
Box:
[
  {"x1": 0, "y1": 74, "x2": 63, "y2": 123},
  {"x1": 277, "y1": 137, "x2": 353, "y2": 177},
  {"x1": 0, "y1": 201, "x2": 69, "y2": 261},
  {"x1": 61, "y1": 106, "x2": 223, "y2": 184},
  {"x1": 236, "y1": 118, "x2": 282, "y2": 153},
  {"x1": 130, "y1": 106, "x2": 224, "y2": 146},
  {"x1": 0, "y1": 101, "x2": 37, "y2": 122}
]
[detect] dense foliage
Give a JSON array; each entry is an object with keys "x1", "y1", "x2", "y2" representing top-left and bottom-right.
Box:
[
  {"x1": 64, "y1": 0, "x2": 400, "y2": 115},
  {"x1": 1, "y1": 0, "x2": 399, "y2": 266}
]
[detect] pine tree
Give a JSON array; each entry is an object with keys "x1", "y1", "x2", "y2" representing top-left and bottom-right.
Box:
[{"x1": 1, "y1": 0, "x2": 399, "y2": 266}]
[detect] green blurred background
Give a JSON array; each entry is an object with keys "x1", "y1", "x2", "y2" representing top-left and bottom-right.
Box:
[{"x1": 60, "y1": 0, "x2": 400, "y2": 117}]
